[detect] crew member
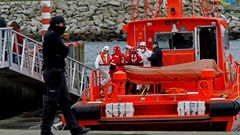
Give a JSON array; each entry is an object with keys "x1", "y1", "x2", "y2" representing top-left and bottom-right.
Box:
[
  {"x1": 125, "y1": 47, "x2": 143, "y2": 94},
  {"x1": 137, "y1": 42, "x2": 152, "y2": 67},
  {"x1": 124, "y1": 45, "x2": 131, "y2": 61},
  {"x1": 95, "y1": 46, "x2": 111, "y2": 86},
  {"x1": 109, "y1": 46, "x2": 125, "y2": 76},
  {"x1": 125, "y1": 47, "x2": 143, "y2": 66},
  {"x1": 148, "y1": 42, "x2": 163, "y2": 66},
  {"x1": 41, "y1": 16, "x2": 90, "y2": 135},
  {"x1": 137, "y1": 42, "x2": 152, "y2": 92},
  {"x1": 148, "y1": 42, "x2": 163, "y2": 93}
]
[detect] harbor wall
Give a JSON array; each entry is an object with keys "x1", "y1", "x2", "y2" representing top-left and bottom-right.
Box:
[{"x1": 1, "y1": 0, "x2": 240, "y2": 41}]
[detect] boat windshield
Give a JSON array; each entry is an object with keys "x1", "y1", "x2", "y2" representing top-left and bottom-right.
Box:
[{"x1": 155, "y1": 32, "x2": 193, "y2": 49}]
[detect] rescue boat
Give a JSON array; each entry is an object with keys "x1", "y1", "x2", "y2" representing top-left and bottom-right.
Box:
[{"x1": 62, "y1": 0, "x2": 240, "y2": 131}]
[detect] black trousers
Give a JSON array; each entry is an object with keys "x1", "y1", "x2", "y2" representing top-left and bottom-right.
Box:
[{"x1": 41, "y1": 69, "x2": 81, "y2": 135}]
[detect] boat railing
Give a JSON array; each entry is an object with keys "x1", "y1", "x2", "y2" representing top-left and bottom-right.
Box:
[
  {"x1": 117, "y1": 92, "x2": 199, "y2": 102},
  {"x1": 65, "y1": 57, "x2": 92, "y2": 96},
  {"x1": 0, "y1": 27, "x2": 91, "y2": 97},
  {"x1": 131, "y1": 0, "x2": 219, "y2": 21},
  {"x1": 113, "y1": 78, "x2": 214, "y2": 102},
  {"x1": 88, "y1": 69, "x2": 103, "y2": 101},
  {"x1": 232, "y1": 62, "x2": 240, "y2": 98}
]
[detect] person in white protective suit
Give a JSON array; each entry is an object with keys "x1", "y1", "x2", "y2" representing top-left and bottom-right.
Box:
[
  {"x1": 137, "y1": 42, "x2": 152, "y2": 93},
  {"x1": 95, "y1": 46, "x2": 111, "y2": 86}
]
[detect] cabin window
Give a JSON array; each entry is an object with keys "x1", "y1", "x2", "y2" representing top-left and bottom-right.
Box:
[{"x1": 155, "y1": 32, "x2": 193, "y2": 49}]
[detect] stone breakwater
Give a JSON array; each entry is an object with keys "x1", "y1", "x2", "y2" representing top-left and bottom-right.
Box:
[{"x1": 1, "y1": 0, "x2": 240, "y2": 41}]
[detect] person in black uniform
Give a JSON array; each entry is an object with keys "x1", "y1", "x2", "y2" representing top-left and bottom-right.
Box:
[
  {"x1": 41, "y1": 16, "x2": 90, "y2": 135},
  {"x1": 148, "y1": 42, "x2": 163, "y2": 66},
  {"x1": 148, "y1": 42, "x2": 163, "y2": 93}
]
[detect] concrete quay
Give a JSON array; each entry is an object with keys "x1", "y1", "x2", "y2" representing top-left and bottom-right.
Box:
[{"x1": 0, "y1": 130, "x2": 238, "y2": 135}]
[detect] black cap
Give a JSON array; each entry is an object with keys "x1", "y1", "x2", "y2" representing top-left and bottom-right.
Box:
[
  {"x1": 50, "y1": 16, "x2": 65, "y2": 26},
  {"x1": 153, "y1": 42, "x2": 158, "y2": 45}
]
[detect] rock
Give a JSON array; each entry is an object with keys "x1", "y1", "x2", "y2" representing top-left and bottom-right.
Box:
[
  {"x1": 77, "y1": 6, "x2": 89, "y2": 12},
  {"x1": 31, "y1": 19, "x2": 41, "y2": 26},
  {"x1": 218, "y1": 5, "x2": 225, "y2": 12},
  {"x1": 77, "y1": 1, "x2": 88, "y2": 6},
  {"x1": 94, "y1": 19, "x2": 102, "y2": 26},
  {"x1": 232, "y1": 27, "x2": 240, "y2": 33},
  {"x1": 124, "y1": 14, "x2": 132, "y2": 21},
  {"x1": 89, "y1": 5, "x2": 98, "y2": 12},
  {"x1": 231, "y1": 15, "x2": 239, "y2": 21},
  {"x1": 116, "y1": 16, "x2": 125, "y2": 23},
  {"x1": 56, "y1": 3, "x2": 68, "y2": 11},
  {"x1": 66, "y1": 10, "x2": 73, "y2": 17},
  {"x1": 89, "y1": 26, "x2": 101, "y2": 35},
  {"x1": 0, "y1": 0, "x2": 240, "y2": 41},
  {"x1": 108, "y1": 1, "x2": 120, "y2": 6},
  {"x1": 88, "y1": 0, "x2": 98, "y2": 4},
  {"x1": 86, "y1": 21, "x2": 94, "y2": 26},
  {"x1": 1, "y1": 9, "x2": 9, "y2": 13},
  {"x1": 99, "y1": 23, "x2": 109, "y2": 29},
  {"x1": 30, "y1": 26, "x2": 37, "y2": 32},
  {"x1": 56, "y1": 9, "x2": 63, "y2": 13},
  {"x1": 69, "y1": 25, "x2": 77, "y2": 33},
  {"x1": 81, "y1": 10, "x2": 94, "y2": 17},
  {"x1": 104, "y1": 19, "x2": 115, "y2": 26},
  {"x1": 109, "y1": 8, "x2": 118, "y2": 17}
]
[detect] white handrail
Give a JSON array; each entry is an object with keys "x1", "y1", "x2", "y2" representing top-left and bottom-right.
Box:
[{"x1": 0, "y1": 28, "x2": 92, "y2": 97}]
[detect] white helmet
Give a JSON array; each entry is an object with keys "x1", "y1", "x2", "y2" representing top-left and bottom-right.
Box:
[
  {"x1": 102, "y1": 45, "x2": 110, "y2": 52},
  {"x1": 139, "y1": 42, "x2": 146, "y2": 46}
]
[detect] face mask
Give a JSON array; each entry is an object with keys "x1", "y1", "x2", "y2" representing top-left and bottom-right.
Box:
[{"x1": 55, "y1": 26, "x2": 66, "y2": 35}]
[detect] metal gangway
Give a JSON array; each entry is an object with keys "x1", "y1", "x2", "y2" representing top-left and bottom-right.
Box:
[{"x1": 0, "y1": 27, "x2": 92, "y2": 96}]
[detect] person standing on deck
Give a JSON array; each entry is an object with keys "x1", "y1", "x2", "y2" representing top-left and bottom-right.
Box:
[
  {"x1": 95, "y1": 46, "x2": 111, "y2": 86},
  {"x1": 137, "y1": 42, "x2": 152, "y2": 92},
  {"x1": 109, "y1": 46, "x2": 125, "y2": 76},
  {"x1": 125, "y1": 47, "x2": 143, "y2": 94},
  {"x1": 148, "y1": 42, "x2": 163, "y2": 93},
  {"x1": 148, "y1": 42, "x2": 163, "y2": 66},
  {"x1": 137, "y1": 42, "x2": 152, "y2": 67},
  {"x1": 41, "y1": 16, "x2": 90, "y2": 135},
  {"x1": 125, "y1": 47, "x2": 143, "y2": 66}
]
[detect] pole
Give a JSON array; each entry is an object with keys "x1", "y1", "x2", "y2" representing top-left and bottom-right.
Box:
[{"x1": 42, "y1": 0, "x2": 51, "y2": 40}]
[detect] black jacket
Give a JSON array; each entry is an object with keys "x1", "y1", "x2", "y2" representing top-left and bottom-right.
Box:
[
  {"x1": 148, "y1": 46, "x2": 163, "y2": 66},
  {"x1": 43, "y1": 30, "x2": 68, "y2": 69},
  {"x1": 0, "y1": 17, "x2": 7, "y2": 27}
]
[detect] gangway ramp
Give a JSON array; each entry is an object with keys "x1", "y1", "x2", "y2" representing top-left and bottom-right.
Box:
[{"x1": 0, "y1": 27, "x2": 92, "y2": 97}]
